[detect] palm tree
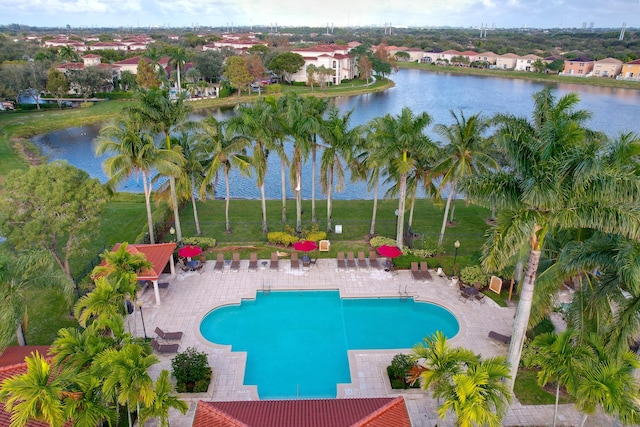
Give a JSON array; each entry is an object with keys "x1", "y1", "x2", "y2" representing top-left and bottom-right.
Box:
[
  {"x1": 432, "y1": 111, "x2": 496, "y2": 245},
  {"x1": 0, "y1": 351, "x2": 69, "y2": 427},
  {"x1": 319, "y1": 107, "x2": 360, "y2": 233},
  {"x1": 375, "y1": 108, "x2": 433, "y2": 248},
  {"x1": 438, "y1": 356, "x2": 512, "y2": 427},
  {"x1": 74, "y1": 277, "x2": 125, "y2": 328},
  {"x1": 96, "y1": 112, "x2": 183, "y2": 244},
  {"x1": 303, "y1": 96, "x2": 329, "y2": 223},
  {"x1": 139, "y1": 370, "x2": 188, "y2": 427},
  {"x1": 0, "y1": 250, "x2": 73, "y2": 349},
  {"x1": 51, "y1": 326, "x2": 111, "y2": 373},
  {"x1": 92, "y1": 242, "x2": 152, "y2": 299},
  {"x1": 462, "y1": 88, "x2": 640, "y2": 390},
  {"x1": 63, "y1": 371, "x2": 117, "y2": 427},
  {"x1": 229, "y1": 99, "x2": 278, "y2": 233},
  {"x1": 197, "y1": 116, "x2": 251, "y2": 233},
  {"x1": 168, "y1": 46, "x2": 188, "y2": 94},
  {"x1": 360, "y1": 117, "x2": 390, "y2": 236},
  {"x1": 525, "y1": 329, "x2": 594, "y2": 427},
  {"x1": 58, "y1": 45, "x2": 78, "y2": 62},
  {"x1": 130, "y1": 88, "x2": 190, "y2": 242}
]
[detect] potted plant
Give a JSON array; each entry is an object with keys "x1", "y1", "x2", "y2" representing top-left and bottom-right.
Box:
[{"x1": 451, "y1": 263, "x2": 460, "y2": 286}]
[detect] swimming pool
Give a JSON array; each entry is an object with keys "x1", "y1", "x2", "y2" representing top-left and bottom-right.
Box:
[{"x1": 200, "y1": 290, "x2": 459, "y2": 399}]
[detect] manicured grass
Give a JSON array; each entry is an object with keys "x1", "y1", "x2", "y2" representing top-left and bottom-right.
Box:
[
  {"x1": 514, "y1": 368, "x2": 574, "y2": 405},
  {"x1": 24, "y1": 288, "x2": 78, "y2": 346}
]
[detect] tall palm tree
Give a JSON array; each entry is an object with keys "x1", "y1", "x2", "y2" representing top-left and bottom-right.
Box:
[
  {"x1": 432, "y1": 111, "x2": 496, "y2": 245},
  {"x1": 74, "y1": 277, "x2": 125, "y2": 328},
  {"x1": 51, "y1": 326, "x2": 111, "y2": 373},
  {"x1": 91, "y1": 242, "x2": 152, "y2": 299},
  {"x1": 63, "y1": 371, "x2": 117, "y2": 427},
  {"x1": 138, "y1": 370, "x2": 188, "y2": 427},
  {"x1": 130, "y1": 88, "x2": 189, "y2": 242},
  {"x1": 375, "y1": 108, "x2": 433, "y2": 248},
  {"x1": 96, "y1": 112, "x2": 182, "y2": 244},
  {"x1": 168, "y1": 46, "x2": 188, "y2": 94},
  {"x1": 197, "y1": 116, "x2": 251, "y2": 233},
  {"x1": 271, "y1": 96, "x2": 291, "y2": 223},
  {"x1": 360, "y1": 117, "x2": 390, "y2": 236},
  {"x1": 462, "y1": 88, "x2": 640, "y2": 390},
  {"x1": 0, "y1": 351, "x2": 70, "y2": 427},
  {"x1": 0, "y1": 250, "x2": 73, "y2": 349},
  {"x1": 303, "y1": 96, "x2": 329, "y2": 223},
  {"x1": 525, "y1": 329, "x2": 594, "y2": 427},
  {"x1": 319, "y1": 107, "x2": 360, "y2": 233}
]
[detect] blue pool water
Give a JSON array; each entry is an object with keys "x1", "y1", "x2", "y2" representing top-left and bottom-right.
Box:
[{"x1": 199, "y1": 290, "x2": 459, "y2": 399}]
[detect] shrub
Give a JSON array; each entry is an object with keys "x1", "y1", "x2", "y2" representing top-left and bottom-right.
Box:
[
  {"x1": 267, "y1": 231, "x2": 298, "y2": 246},
  {"x1": 369, "y1": 236, "x2": 396, "y2": 248},
  {"x1": 304, "y1": 231, "x2": 327, "y2": 242},
  {"x1": 171, "y1": 347, "x2": 212, "y2": 393},
  {"x1": 265, "y1": 84, "x2": 282, "y2": 94},
  {"x1": 80, "y1": 102, "x2": 94, "y2": 108},
  {"x1": 182, "y1": 237, "x2": 217, "y2": 250},
  {"x1": 460, "y1": 264, "x2": 487, "y2": 286},
  {"x1": 387, "y1": 353, "x2": 417, "y2": 389}
]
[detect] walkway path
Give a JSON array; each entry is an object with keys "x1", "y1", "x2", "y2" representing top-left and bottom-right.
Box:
[{"x1": 132, "y1": 256, "x2": 613, "y2": 427}]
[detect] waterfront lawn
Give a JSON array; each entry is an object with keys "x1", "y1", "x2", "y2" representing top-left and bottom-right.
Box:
[{"x1": 24, "y1": 287, "x2": 78, "y2": 346}]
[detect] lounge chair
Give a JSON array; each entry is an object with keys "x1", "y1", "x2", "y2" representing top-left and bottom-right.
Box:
[
  {"x1": 290, "y1": 252, "x2": 299, "y2": 269},
  {"x1": 154, "y1": 327, "x2": 183, "y2": 341},
  {"x1": 230, "y1": 252, "x2": 240, "y2": 271},
  {"x1": 346, "y1": 252, "x2": 356, "y2": 270},
  {"x1": 270, "y1": 252, "x2": 279, "y2": 270},
  {"x1": 357, "y1": 251, "x2": 368, "y2": 270},
  {"x1": 368, "y1": 251, "x2": 380, "y2": 269},
  {"x1": 248, "y1": 252, "x2": 258, "y2": 271},
  {"x1": 488, "y1": 331, "x2": 511, "y2": 344},
  {"x1": 213, "y1": 253, "x2": 224, "y2": 271},
  {"x1": 411, "y1": 262, "x2": 422, "y2": 280},
  {"x1": 420, "y1": 261, "x2": 432, "y2": 281},
  {"x1": 336, "y1": 252, "x2": 346, "y2": 270},
  {"x1": 151, "y1": 338, "x2": 179, "y2": 354}
]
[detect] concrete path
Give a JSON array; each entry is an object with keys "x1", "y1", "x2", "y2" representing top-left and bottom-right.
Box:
[{"x1": 132, "y1": 257, "x2": 614, "y2": 427}]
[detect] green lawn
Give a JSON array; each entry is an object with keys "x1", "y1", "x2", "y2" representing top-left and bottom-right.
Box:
[{"x1": 514, "y1": 368, "x2": 574, "y2": 405}]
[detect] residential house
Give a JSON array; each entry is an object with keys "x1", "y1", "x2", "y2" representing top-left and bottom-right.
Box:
[
  {"x1": 515, "y1": 54, "x2": 543, "y2": 71},
  {"x1": 202, "y1": 37, "x2": 268, "y2": 54},
  {"x1": 620, "y1": 59, "x2": 640, "y2": 79},
  {"x1": 458, "y1": 50, "x2": 479, "y2": 64},
  {"x1": 55, "y1": 54, "x2": 119, "y2": 93},
  {"x1": 87, "y1": 41, "x2": 129, "y2": 51},
  {"x1": 474, "y1": 51, "x2": 498, "y2": 66},
  {"x1": 391, "y1": 47, "x2": 425, "y2": 62},
  {"x1": 439, "y1": 49, "x2": 463, "y2": 64},
  {"x1": 192, "y1": 397, "x2": 412, "y2": 426},
  {"x1": 290, "y1": 44, "x2": 356, "y2": 84},
  {"x1": 592, "y1": 58, "x2": 622, "y2": 77},
  {"x1": 421, "y1": 49, "x2": 443, "y2": 63},
  {"x1": 495, "y1": 53, "x2": 519, "y2": 69},
  {"x1": 561, "y1": 57, "x2": 594, "y2": 76}
]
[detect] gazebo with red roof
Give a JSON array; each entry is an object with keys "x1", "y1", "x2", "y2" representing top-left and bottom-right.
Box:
[{"x1": 106, "y1": 243, "x2": 176, "y2": 306}]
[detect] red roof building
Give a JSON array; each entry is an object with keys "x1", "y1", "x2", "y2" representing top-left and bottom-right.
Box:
[{"x1": 192, "y1": 397, "x2": 412, "y2": 427}]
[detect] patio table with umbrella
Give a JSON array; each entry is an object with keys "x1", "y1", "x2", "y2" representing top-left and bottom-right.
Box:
[
  {"x1": 376, "y1": 245, "x2": 403, "y2": 271},
  {"x1": 178, "y1": 245, "x2": 202, "y2": 261},
  {"x1": 293, "y1": 240, "x2": 317, "y2": 266}
]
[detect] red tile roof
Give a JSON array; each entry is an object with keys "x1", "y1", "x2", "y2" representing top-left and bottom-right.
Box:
[
  {"x1": 192, "y1": 397, "x2": 411, "y2": 427},
  {"x1": 108, "y1": 243, "x2": 176, "y2": 281}
]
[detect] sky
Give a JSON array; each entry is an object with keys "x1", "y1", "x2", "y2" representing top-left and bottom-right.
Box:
[{"x1": 2, "y1": 0, "x2": 638, "y2": 30}]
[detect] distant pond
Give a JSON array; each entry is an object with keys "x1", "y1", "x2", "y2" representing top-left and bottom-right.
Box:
[{"x1": 33, "y1": 69, "x2": 640, "y2": 199}]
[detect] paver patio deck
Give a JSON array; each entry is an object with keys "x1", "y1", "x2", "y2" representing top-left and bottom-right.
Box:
[{"x1": 132, "y1": 257, "x2": 614, "y2": 427}]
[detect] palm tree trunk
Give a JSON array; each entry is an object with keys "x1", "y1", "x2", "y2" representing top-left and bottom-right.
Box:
[
  {"x1": 142, "y1": 171, "x2": 155, "y2": 244},
  {"x1": 396, "y1": 173, "x2": 407, "y2": 248},
  {"x1": 311, "y1": 140, "x2": 317, "y2": 223},
  {"x1": 506, "y1": 248, "x2": 541, "y2": 391},
  {"x1": 191, "y1": 193, "x2": 201, "y2": 235},
  {"x1": 176, "y1": 67, "x2": 181, "y2": 94},
  {"x1": 438, "y1": 181, "x2": 456, "y2": 245},
  {"x1": 224, "y1": 169, "x2": 231, "y2": 233},
  {"x1": 408, "y1": 192, "x2": 416, "y2": 228},
  {"x1": 281, "y1": 158, "x2": 287, "y2": 222},
  {"x1": 16, "y1": 322, "x2": 27, "y2": 346},
  {"x1": 260, "y1": 184, "x2": 268, "y2": 234},
  {"x1": 449, "y1": 196, "x2": 456, "y2": 223},
  {"x1": 370, "y1": 174, "x2": 379, "y2": 236},
  {"x1": 169, "y1": 176, "x2": 182, "y2": 242},
  {"x1": 553, "y1": 382, "x2": 560, "y2": 427},
  {"x1": 327, "y1": 166, "x2": 334, "y2": 233},
  {"x1": 127, "y1": 401, "x2": 132, "y2": 427},
  {"x1": 296, "y1": 162, "x2": 302, "y2": 233}
]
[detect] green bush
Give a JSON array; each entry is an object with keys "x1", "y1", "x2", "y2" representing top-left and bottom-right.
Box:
[
  {"x1": 304, "y1": 231, "x2": 327, "y2": 242},
  {"x1": 267, "y1": 231, "x2": 298, "y2": 246},
  {"x1": 460, "y1": 264, "x2": 487, "y2": 286},
  {"x1": 80, "y1": 102, "x2": 94, "y2": 108},
  {"x1": 171, "y1": 347, "x2": 212, "y2": 393},
  {"x1": 265, "y1": 84, "x2": 282, "y2": 94},
  {"x1": 387, "y1": 353, "x2": 417, "y2": 389},
  {"x1": 95, "y1": 91, "x2": 134, "y2": 99},
  {"x1": 369, "y1": 236, "x2": 396, "y2": 248},
  {"x1": 182, "y1": 236, "x2": 217, "y2": 250}
]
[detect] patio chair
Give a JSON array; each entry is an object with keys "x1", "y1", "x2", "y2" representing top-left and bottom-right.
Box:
[
  {"x1": 248, "y1": 252, "x2": 258, "y2": 271},
  {"x1": 346, "y1": 252, "x2": 357, "y2": 270},
  {"x1": 357, "y1": 251, "x2": 368, "y2": 270},
  {"x1": 213, "y1": 253, "x2": 224, "y2": 271},
  {"x1": 420, "y1": 261, "x2": 432, "y2": 281},
  {"x1": 290, "y1": 252, "x2": 299, "y2": 269},
  {"x1": 368, "y1": 251, "x2": 380, "y2": 269},
  {"x1": 459, "y1": 288, "x2": 471, "y2": 303},
  {"x1": 230, "y1": 252, "x2": 240, "y2": 271},
  {"x1": 154, "y1": 327, "x2": 183, "y2": 341},
  {"x1": 176, "y1": 259, "x2": 188, "y2": 272},
  {"x1": 150, "y1": 338, "x2": 179, "y2": 354},
  {"x1": 336, "y1": 252, "x2": 346, "y2": 270},
  {"x1": 488, "y1": 331, "x2": 511, "y2": 344},
  {"x1": 270, "y1": 252, "x2": 279, "y2": 270},
  {"x1": 474, "y1": 293, "x2": 486, "y2": 304},
  {"x1": 411, "y1": 262, "x2": 421, "y2": 280}
]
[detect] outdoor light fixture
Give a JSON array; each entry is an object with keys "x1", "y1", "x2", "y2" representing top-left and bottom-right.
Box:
[
  {"x1": 453, "y1": 240, "x2": 461, "y2": 268},
  {"x1": 136, "y1": 299, "x2": 148, "y2": 339}
]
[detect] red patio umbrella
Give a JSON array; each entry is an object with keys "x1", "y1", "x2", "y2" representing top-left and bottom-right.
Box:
[
  {"x1": 376, "y1": 245, "x2": 403, "y2": 258},
  {"x1": 293, "y1": 240, "x2": 317, "y2": 252},
  {"x1": 178, "y1": 245, "x2": 202, "y2": 259}
]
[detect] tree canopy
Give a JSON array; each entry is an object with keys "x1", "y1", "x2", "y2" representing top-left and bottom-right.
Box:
[{"x1": 267, "y1": 52, "x2": 305, "y2": 84}]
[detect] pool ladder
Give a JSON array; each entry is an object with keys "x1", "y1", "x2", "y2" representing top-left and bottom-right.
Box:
[
  {"x1": 262, "y1": 279, "x2": 271, "y2": 294},
  {"x1": 398, "y1": 283, "x2": 409, "y2": 300}
]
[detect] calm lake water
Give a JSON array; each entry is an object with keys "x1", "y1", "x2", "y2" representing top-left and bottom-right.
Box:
[{"x1": 33, "y1": 69, "x2": 640, "y2": 199}]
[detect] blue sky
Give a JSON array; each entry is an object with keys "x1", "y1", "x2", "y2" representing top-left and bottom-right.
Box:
[{"x1": 2, "y1": 0, "x2": 638, "y2": 29}]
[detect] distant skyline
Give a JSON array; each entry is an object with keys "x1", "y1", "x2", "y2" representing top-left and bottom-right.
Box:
[{"x1": 1, "y1": 0, "x2": 638, "y2": 30}]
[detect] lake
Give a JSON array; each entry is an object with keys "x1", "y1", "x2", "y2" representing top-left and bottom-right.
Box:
[{"x1": 33, "y1": 69, "x2": 640, "y2": 199}]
